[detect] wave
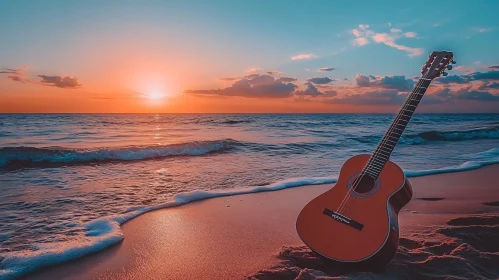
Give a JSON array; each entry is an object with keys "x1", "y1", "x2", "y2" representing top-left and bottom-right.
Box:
[
  {"x1": 1, "y1": 148, "x2": 499, "y2": 279},
  {"x1": 218, "y1": 119, "x2": 253, "y2": 125},
  {"x1": 0, "y1": 139, "x2": 238, "y2": 168},
  {"x1": 402, "y1": 125, "x2": 499, "y2": 144}
]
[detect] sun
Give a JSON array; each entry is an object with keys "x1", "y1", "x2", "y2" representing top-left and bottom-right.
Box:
[{"x1": 147, "y1": 90, "x2": 165, "y2": 100}]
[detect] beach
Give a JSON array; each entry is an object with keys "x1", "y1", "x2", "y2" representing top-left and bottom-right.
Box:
[{"x1": 21, "y1": 163, "x2": 499, "y2": 280}]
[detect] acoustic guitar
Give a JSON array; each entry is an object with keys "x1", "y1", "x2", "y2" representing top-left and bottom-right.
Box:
[{"x1": 296, "y1": 51, "x2": 455, "y2": 270}]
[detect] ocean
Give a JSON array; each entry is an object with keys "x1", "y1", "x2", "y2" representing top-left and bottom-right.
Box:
[{"x1": 1, "y1": 113, "x2": 499, "y2": 278}]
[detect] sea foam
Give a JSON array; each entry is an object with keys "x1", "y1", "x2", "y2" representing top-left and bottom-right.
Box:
[{"x1": 1, "y1": 148, "x2": 499, "y2": 279}]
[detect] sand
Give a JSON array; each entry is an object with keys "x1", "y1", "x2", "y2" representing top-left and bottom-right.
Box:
[{"x1": 23, "y1": 164, "x2": 499, "y2": 280}]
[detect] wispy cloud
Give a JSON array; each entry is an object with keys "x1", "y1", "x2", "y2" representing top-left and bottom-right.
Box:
[
  {"x1": 291, "y1": 53, "x2": 317, "y2": 60},
  {"x1": 472, "y1": 27, "x2": 493, "y2": 33},
  {"x1": 1, "y1": 67, "x2": 31, "y2": 83},
  {"x1": 218, "y1": 77, "x2": 240, "y2": 81},
  {"x1": 267, "y1": 70, "x2": 284, "y2": 75},
  {"x1": 318, "y1": 67, "x2": 335, "y2": 72},
  {"x1": 351, "y1": 24, "x2": 423, "y2": 57},
  {"x1": 307, "y1": 77, "x2": 334, "y2": 85},
  {"x1": 38, "y1": 75, "x2": 82, "y2": 89},
  {"x1": 404, "y1": 32, "x2": 417, "y2": 38},
  {"x1": 245, "y1": 67, "x2": 263, "y2": 73}
]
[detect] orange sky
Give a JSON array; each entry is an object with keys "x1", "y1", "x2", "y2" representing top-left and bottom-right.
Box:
[{"x1": 2, "y1": 1, "x2": 499, "y2": 113}]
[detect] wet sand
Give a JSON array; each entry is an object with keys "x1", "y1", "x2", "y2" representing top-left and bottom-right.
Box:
[{"x1": 24, "y1": 164, "x2": 499, "y2": 280}]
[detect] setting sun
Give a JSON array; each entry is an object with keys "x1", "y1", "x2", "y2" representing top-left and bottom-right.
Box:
[{"x1": 147, "y1": 90, "x2": 166, "y2": 101}]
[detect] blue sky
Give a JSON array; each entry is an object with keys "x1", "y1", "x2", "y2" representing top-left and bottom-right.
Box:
[{"x1": 1, "y1": 0, "x2": 498, "y2": 113}]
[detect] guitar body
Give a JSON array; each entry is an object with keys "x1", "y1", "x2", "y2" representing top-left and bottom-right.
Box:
[{"x1": 296, "y1": 154, "x2": 413, "y2": 270}]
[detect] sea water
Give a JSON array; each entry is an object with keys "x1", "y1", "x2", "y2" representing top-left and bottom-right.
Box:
[{"x1": 1, "y1": 113, "x2": 499, "y2": 278}]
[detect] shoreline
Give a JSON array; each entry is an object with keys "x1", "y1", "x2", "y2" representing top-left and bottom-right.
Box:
[{"x1": 17, "y1": 163, "x2": 499, "y2": 280}]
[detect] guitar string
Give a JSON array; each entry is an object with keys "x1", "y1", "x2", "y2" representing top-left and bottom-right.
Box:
[
  {"x1": 335, "y1": 65, "x2": 437, "y2": 214},
  {"x1": 336, "y1": 61, "x2": 444, "y2": 214},
  {"x1": 335, "y1": 78, "x2": 426, "y2": 214},
  {"x1": 336, "y1": 77, "x2": 427, "y2": 213},
  {"x1": 335, "y1": 75, "x2": 428, "y2": 214}
]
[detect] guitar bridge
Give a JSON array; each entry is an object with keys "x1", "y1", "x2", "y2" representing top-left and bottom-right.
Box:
[{"x1": 323, "y1": 208, "x2": 364, "y2": 231}]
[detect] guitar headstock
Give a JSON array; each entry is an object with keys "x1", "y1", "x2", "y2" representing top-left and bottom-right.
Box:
[{"x1": 421, "y1": 51, "x2": 455, "y2": 80}]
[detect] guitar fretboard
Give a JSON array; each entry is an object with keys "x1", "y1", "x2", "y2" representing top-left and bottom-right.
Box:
[{"x1": 363, "y1": 78, "x2": 432, "y2": 178}]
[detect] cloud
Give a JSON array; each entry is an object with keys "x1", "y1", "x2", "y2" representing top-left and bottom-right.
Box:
[
  {"x1": 276, "y1": 77, "x2": 297, "y2": 83},
  {"x1": 354, "y1": 74, "x2": 414, "y2": 91},
  {"x1": 379, "y1": 75, "x2": 415, "y2": 91},
  {"x1": 0, "y1": 68, "x2": 19, "y2": 74},
  {"x1": 294, "y1": 82, "x2": 322, "y2": 97},
  {"x1": 472, "y1": 27, "x2": 493, "y2": 33},
  {"x1": 307, "y1": 77, "x2": 333, "y2": 84},
  {"x1": 454, "y1": 89, "x2": 499, "y2": 101},
  {"x1": 185, "y1": 74, "x2": 298, "y2": 98},
  {"x1": 468, "y1": 71, "x2": 499, "y2": 81},
  {"x1": 291, "y1": 54, "x2": 317, "y2": 60},
  {"x1": 329, "y1": 89, "x2": 406, "y2": 105},
  {"x1": 318, "y1": 67, "x2": 335, "y2": 72},
  {"x1": 355, "y1": 75, "x2": 371, "y2": 87},
  {"x1": 372, "y1": 33, "x2": 423, "y2": 56},
  {"x1": 487, "y1": 65, "x2": 499, "y2": 70},
  {"x1": 352, "y1": 24, "x2": 423, "y2": 56},
  {"x1": 293, "y1": 82, "x2": 338, "y2": 98},
  {"x1": 479, "y1": 82, "x2": 499, "y2": 90},
  {"x1": 1, "y1": 67, "x2": 30, "y2": 83},
  {"x1": 404, "y1": 32, "x2": 417, "y2": 38},
  {"x1": 437, "y1": 75, "x2": 469, "y2": 84},
  {"x1": 267, "y1": 70, "x2": 284, "y2": 75},
  {"x1": 38, "y1": 75, "x2": 82, "y2": 88},
  {"x1": 353, "y1": 37, "x2": 369, "y2": 46},
  {"x1": 245, "y1": 68, "x2": 263, "y2": 74},
  {"x1": 218, "y1": 77, "x2": 240, "y2": 81}
]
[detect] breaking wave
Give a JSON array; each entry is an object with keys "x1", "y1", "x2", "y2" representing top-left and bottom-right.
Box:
[
  {"x1": 402, "y1": 125, "x2": 499, "y2": 144},
  {"x1": 0, "y1": 139, "x2": 239, "y2": 168}
]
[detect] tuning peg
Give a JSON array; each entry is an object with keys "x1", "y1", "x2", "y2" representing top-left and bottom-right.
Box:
[
  {"x1": 442, "y1": 72, "x2": 448, "y2": 76},
  {"x1": 451, "y1": 60, "x2": 456, "y2": 64},
  {"x1": 447, "y1": 65, "x2": 453, "y2": 70}
]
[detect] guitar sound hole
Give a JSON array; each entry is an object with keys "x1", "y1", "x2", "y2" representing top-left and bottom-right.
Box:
[{"x1": 352, "y1": 174, "x2": 376, "y2": 194}]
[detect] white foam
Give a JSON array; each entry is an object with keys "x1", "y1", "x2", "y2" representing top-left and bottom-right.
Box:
[{"x1": 1, "y1": 148, "x2": 499, "y2": 279}]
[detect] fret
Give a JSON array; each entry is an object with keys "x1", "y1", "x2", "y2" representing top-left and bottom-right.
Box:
[
  {"x1": 370, "y1": 167, "x2": 383, "y2": 175},
  {"x1": 398, "y1": 113, "x2": 412, "y2": 119},
  {"x1": 375, "y1": 151, "x2": 390, "y2": 160},
  {"x1": 385, "y1": 134, "x2": 400, "y2": 141},
  {"x1": 364, "y1": 170, "x2": 378, "y2": 178},
  {"x1": 369, "y1": 161, "x2": 385, "y2": 170},
  {"x1": 363, "y1": 76, "x2": 437, "y2": 178},
  {"x1": 366, "y1": 164, "x2": 381, "y2": 174},
  {"x1": 385, "y1": 139, "x2": 397, "y2": 145}
]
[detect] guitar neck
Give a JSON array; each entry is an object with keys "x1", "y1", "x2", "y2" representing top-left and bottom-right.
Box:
[{"x1": 363, "y1": 78, "x2": 433, "y2": 178}]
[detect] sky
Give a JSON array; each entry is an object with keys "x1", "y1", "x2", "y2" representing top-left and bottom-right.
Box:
[{"x1": 1, "y1": 0, "x2": 498, "y2": 113}]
